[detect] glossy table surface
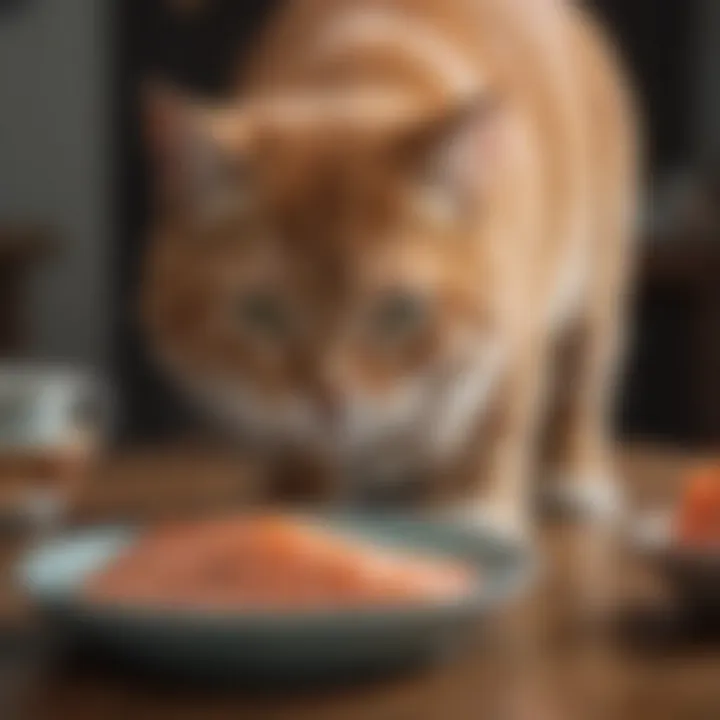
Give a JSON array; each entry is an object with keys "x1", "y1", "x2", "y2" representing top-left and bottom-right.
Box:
[{"x1": 0, "y1": 446, "x2": 717, "y2": 720}]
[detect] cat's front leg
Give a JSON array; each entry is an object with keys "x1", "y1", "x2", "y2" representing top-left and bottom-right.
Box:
[
  {"x1": 449, "y1": 336, "x2": 551, "y2": 542},
  {"x1": 539, "y1": 310, "x2": 625, "y2": 523},
  {"x1": 539, "y1": 211, "x2": 633, "y2": 523}
]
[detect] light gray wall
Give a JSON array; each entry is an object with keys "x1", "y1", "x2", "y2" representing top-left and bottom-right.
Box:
[{"x1": 0, "y1": 0, "x2": 109, "y2": 368}]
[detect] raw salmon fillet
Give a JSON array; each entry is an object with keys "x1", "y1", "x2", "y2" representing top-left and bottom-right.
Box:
[{"x1": 85, "y1": 515, "x2": 475, "y2": 610}]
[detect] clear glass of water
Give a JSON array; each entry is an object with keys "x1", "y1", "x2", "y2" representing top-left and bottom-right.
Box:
[{"x1": 0, "y1": 365, "x2": 108, "y2": 532}]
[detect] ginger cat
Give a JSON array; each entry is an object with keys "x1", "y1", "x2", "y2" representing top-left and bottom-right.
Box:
[{"x1": 141, "y1": 0, "x2": 639, "y2": 534}]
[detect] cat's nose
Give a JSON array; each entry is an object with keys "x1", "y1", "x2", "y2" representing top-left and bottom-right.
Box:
[
  {"x1": 306, "y1": 353, "x2": 345, "y2": 423},
  {"x1": 314, "y1": 382, "x2": 344, "y2": 427}
]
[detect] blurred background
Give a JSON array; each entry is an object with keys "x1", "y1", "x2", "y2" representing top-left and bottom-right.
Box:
[{"x1": 0, "y1": 0, "x2": 719, "y2": 449}]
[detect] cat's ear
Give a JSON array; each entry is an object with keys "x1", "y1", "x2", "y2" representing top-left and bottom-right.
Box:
[
  {"x1": 402, "y1": 96, "x2": 505, "y2": 226},
  {"x1": 142, "y1": 81, "x2": 252, "y2": 219}
]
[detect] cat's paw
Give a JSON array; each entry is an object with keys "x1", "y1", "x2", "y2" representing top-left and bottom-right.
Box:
[{"x1": 538, "y1": 472, "x2": 624, "y2": 524}]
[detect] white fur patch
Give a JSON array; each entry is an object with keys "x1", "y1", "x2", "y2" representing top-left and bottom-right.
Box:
[
  {"x1": 334, "y1": 379, "x2": 428, "y2": 452},
  {"x1": 548, "y1": 235, "x2": 587, "y2": 331},
  {"x1": 156, "y1": 351, "x2": 315, "y2": 444},
  {"x1": 424, "y1": 342, "x2": 505, "y2": 460}
]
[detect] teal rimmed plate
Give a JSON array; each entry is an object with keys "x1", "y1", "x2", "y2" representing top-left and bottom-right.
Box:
[{"x1": 17, "y1": 514, "x2": 534, "y2": 682}]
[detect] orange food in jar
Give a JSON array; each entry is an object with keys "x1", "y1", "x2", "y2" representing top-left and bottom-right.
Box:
[{"x1": 677, "y1": 466, "x2": 720, "y2": 546}]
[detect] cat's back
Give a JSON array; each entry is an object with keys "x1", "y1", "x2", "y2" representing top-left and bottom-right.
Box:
[
  {"x1": 566, "y1": 5, "x2": 639, "y2": 219},
  {"x1": 240, "y1": 0, "x2": 637, "y2": 296},
  {"x1": 241, "y1": 0, "x2": 572, "y2": 92},
  {"x1": 240, "y1": 0, "x2": 634, "y2": 173}
]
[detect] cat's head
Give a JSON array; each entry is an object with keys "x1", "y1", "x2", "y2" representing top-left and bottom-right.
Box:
[{"x1": 141, "y1": 86, "x2": 513, "y2": 452}]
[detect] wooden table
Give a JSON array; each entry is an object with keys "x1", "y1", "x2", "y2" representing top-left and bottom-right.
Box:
[{"x1": 0, "y1": 447, "x2": 717, "y2": 720}]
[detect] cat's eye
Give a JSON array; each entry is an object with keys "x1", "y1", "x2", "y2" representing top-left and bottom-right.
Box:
[
  {"x1": 236, "y1": 291, "x2": 290, "y2": 339},
  {"x1": 369, "y1": 290, "x2": 429, "y2": 341}
]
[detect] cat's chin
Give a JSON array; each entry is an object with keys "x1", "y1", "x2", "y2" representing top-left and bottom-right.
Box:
[
  {"x1": 161, "y1": 347, "x2": 505, "y2": 473},
  {"x1": 173, "y1": 380, "x2": 420, "y2": 462}
]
